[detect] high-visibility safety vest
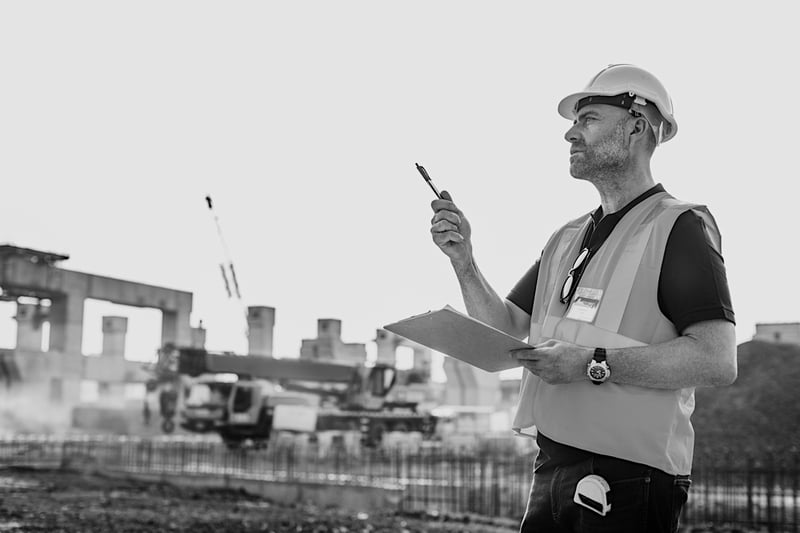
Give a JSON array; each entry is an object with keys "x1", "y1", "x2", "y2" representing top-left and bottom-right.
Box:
[{"x1": 512, "y1": 190, "x2": 722, "y2": 476}]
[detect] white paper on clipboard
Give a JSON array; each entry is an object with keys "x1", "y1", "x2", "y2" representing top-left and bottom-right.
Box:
[{"x1": 383, "y1": 305, "x2": 529, "y2": 373}]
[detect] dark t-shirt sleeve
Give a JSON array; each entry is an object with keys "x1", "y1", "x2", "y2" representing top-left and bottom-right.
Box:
[
  {"x1": 506, "y1": 210, "x2": 735, "y2": 331},
  {"x1": 658, "y1": 210, "x2": 735, "y2": 333},
  {"x1": 507, "y1": 258, "x2": 540, "y2": 315}
]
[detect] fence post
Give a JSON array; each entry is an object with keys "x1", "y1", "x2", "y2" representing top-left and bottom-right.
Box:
[
  {"x1": 394, "y1": 448, "x2": 401, "y2": 484},
  {"x1": 766, "y1": 452, "x2": 774, "y2": 533},
  {"x1": 60, "y1": 437, "x2": 69, "y2": 469},
  {"x1": 397, "y1": 448, "x2": 405, "y2": 514},
  {"x1": 746, "y1": 455, "x2": 754, "y2": 526},
  {"x1": 492, "y1": 458, "x2": 501, "y2": 517},
  {"x1": 287, "y1": 445, "x2": 294, "y2": 480},
  {"x1": 793, "y1": 451, "x2": 798, "y2": 533}
]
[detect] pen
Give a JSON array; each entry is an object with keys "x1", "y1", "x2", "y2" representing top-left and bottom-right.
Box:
[{"x1": 415, "y1": 163, "x2": 443, "y2": 199}]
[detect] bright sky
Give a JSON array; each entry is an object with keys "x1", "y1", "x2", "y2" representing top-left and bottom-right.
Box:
[{"x1": 1, "y1": 2, "x2": 795, "y2": 379}]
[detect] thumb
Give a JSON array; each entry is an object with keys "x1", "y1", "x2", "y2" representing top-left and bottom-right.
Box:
[{"x1": 440, "y1": 190, "x2": 453, "y2": 201}]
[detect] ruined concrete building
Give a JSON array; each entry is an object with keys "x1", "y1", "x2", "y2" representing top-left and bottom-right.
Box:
[{"x1": 0, "y1": 244, "x2": 509, "y2": 436}]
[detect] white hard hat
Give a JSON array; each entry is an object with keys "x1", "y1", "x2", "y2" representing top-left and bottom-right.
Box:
[{"x1": 558, "y1": 64, "x2": 678, "y2": 144}]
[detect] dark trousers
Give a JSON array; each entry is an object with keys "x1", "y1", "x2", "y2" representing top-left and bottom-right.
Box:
[{"x1": 519, "y1": 453, "x2": 691, "y2": 533}]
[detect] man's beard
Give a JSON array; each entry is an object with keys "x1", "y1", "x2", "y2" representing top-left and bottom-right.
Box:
[{"x1": 570, "y1": 121, "x2": 630, "y2": 181}]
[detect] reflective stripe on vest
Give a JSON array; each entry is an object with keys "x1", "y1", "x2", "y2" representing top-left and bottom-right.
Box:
[{"x1": 511, "y1": 191, "x2": 722, "y2": 476}]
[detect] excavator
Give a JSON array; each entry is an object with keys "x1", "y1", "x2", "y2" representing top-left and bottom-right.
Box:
[{"x1": 172, "y1": 347, "x2": 437, "y2": 449}]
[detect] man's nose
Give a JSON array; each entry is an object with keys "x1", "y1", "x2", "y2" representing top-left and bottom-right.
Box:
[{"x1": 565, "y1": 123, "x2": 581, "y2": 143}]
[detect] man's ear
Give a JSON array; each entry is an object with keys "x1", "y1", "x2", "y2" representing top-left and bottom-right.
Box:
[
  {"x1": 631, "y1": 117, "x2": 648, "y2": 137},
  {"x1": 629, "y1": 116, "x2": 656, "y2": 149}
]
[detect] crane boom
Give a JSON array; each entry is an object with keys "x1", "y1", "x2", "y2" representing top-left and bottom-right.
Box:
[
  {"x1": 204, "y1": 195, "x2": 248, "y2": 339},
  {"x1": 178, "y1": 348, "x2": 359, "y2": 383}
]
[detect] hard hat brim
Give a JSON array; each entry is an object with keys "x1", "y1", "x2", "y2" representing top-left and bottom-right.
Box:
[
  {"x1": 557, "y1": 91, "x2": 678, "y2": 143},
  {"x1": 558, "y1": 91, "x2": 596, "y2": 121}
]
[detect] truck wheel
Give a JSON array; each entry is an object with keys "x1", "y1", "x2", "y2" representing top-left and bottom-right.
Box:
[
  {"x1": 256, "y1": 409, "x2": 273, "y2": 433},
  {"x1": 224, "y1": 438, "x2": 243, "y2": 451},
  {"x1": 161, "y1": 418, "x2": 175, "y2": 434},
  {"x1": 366, "y1": 422, "x2": 386, "y2": 448}
]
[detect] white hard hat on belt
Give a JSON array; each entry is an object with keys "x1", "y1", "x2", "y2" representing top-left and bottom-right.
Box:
[{"x1": 558, "y1": 64, "x2": 678, "y2": 144}]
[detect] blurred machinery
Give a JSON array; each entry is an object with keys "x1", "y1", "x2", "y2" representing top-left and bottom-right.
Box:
[
  {"x1": 171, "y1": 348, "x2": 437, "y2": 448},
  {"x1": 1, "y1": 244, "x2": 509, "y2": 439}
]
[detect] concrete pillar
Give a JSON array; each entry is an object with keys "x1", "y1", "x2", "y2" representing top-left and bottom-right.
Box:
[
  {"x1": 247, "y1": 306, "x2": 275, "y2": 356},
  {"x1": 190, "y1": 324, "x2": 207, "y2": 349},
  {"x1": 300, "y1": 339, "x2": 319, "y2": 360},
  {"x1": 49, "y1": 293, "x2": 84, "y2": 355},
  {"x1": 161, "y1": 309, "x2": 192, "y2": 347},
  {"x1": 14, "y1": 303, "x2": 44, "y2": 351},
  {"x1": 101, "y1": 316, "x2": 128, "y2": 357},
  {"x1": 317, "y1": 319, "x2": 341, "y2": 340},
  {"x1": 375, "y1": 329, "x2": 397, "y2": 365},
  {"x1": 443, "y1": 358, "x2": 466, "y2": 405},
  {"x1": 412, "y1": 346, "x2": 432, "y2": 379},
  {"x1": 442, "y1": 359, "x2": 501, "y2": 407}
]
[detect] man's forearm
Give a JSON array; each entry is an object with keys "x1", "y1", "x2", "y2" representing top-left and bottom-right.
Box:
[
  {"x1": 607, "y1": 320, "x2": 738, "y2": 389},
  {"x1": 452, "y1": 257, "x2": 526, "y2": 338}
]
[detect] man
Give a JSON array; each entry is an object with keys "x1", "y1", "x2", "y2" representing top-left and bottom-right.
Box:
[{"x1": 429, "y1": 64, "x2": 737, "y2": 532}]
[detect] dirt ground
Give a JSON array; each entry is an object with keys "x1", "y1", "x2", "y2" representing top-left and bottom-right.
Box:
[{"x1": 0, "y1": 467, "x2": 518, "y2": 532}]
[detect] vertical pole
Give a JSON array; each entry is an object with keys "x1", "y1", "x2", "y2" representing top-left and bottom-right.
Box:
[
  {"x1": 766, "y1": 452, "x2": 775, "y2": 533},
  {"x1": 747, "y1": 455, "x2": 754, "y2": 526},
  {"x1": 423, "y1": 448, "x2": 429, "y2": 513},
  {"x1": 491, "y1": 459, "x2": 500, "y2": 516},
  {"x1": 288, "y1": 445, "x2": 294, "y2": 480},
  {"x1": 793, "y1": 451, "x2": 798, "y2": 533},
  {"x1": 704, "y1": 460, "x2": 711, "y2": 525}
]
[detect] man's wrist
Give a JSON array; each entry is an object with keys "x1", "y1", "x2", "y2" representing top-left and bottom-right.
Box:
[
  {"x1": 579, "y1": 347, "x2": 594, "y2": 381},
  {"x1": 451, "y1": 256, "x2": 477, "y2": 277},
  {"x1": 587, "y1": 347, "x2": 611, "y2": 385}
]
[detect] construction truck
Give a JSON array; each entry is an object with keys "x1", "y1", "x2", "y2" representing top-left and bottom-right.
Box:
[{"x1": 175, "y1": 348, "x2": 438, "y2": 449}]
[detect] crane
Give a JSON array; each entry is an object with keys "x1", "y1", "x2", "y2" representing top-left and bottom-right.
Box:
[{"x1": 204, "y1": 195, "x2": 249, "y2": 342}]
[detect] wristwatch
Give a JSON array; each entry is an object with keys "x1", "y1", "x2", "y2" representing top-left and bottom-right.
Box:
[{"x1": 587, "y1": 347, "x2": 610, "y2": 385}]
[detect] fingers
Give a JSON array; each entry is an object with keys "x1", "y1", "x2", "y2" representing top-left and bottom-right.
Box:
[
  {"x1": 431, "y1": 221, "x2": 460, "y2": 235},
  {"x1": 510, "y1": 348, "x2": 538, "y2": 361},
  {"x1": 431, "y1": 216, "x2": 460, "y2": 236},
  {"x1": 430, "y1": 210, "x2": 462, "y2": 227},
  {"x1": 431, "y1": 229, "x2": 464, "y2": 246},
  {"x1": 429, "y1": 189, "x2": 470, "y2": 256},
  {"x1": 532, "y1": 339, "x2": 558, "y2": 349},
  {"x1": 431, "y1": 190, "x2": 460, "y2": 215},
  {"x1": 430, "y1": 203, "x2": 464, "y2": 242}
]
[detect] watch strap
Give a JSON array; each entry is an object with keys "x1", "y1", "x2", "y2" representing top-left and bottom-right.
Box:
[
  {"x1": 593, "y1": 347, "x2": 607, "y2": 363},
  {"x1": 589, "y1": 347, "x2": 609, "y2": 385}
]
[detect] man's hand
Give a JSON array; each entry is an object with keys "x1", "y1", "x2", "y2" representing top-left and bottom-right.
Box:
[
  {"x1": 430, "y1": 191, "x2": 473, "y2": 267},
  {"x1": 511, "y1": 339, "x2": 592, "y2": 384}
]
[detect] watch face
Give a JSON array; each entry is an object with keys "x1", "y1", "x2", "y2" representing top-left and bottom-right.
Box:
[{"x1": 589, "y1": 364, "x2": 607, "y2": 381}]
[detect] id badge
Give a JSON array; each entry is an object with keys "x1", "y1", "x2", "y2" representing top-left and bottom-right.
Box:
[{"x1": 565, "y1": 287, "x2": 603, "y2": 323}]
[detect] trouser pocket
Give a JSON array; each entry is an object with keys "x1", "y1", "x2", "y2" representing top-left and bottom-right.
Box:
[
  {"x1": 552, "y1": 457, "x2": 651, "y2": 533},
  {"x1": 669, "y1": 476, "x2": 691, "y2": 532}
]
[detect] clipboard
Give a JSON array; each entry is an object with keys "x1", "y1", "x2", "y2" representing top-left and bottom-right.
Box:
[{"x1": 383, "y1": 305, "x2": 530, "y2": 372}]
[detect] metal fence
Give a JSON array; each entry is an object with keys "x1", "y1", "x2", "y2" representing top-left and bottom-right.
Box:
[
  {"x1": 0, "y1": 435, "x2": 797, "y2": 531},
  {"x1": 686, "y1": 451, "x2": 800, "y2": 532}
]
